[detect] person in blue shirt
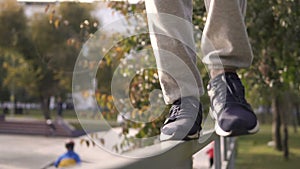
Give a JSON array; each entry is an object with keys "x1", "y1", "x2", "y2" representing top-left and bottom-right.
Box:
[{"x1": 54, "y1": 139, "x2": 81, "y2": 168}]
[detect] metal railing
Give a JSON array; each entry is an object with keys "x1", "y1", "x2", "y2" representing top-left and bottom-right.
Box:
[{"x1": 214, "y1": 136, "x2": 236, "y2": 169}]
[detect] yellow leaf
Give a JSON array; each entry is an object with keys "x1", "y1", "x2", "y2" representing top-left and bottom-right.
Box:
[
  {"x1": 54, "y1": 19, "x2": 60, "y2": 29},
  {"x1": 116, "y1": 47, "x2": 123, "y2": 52},
  {"x1": 49, "y1": 14, "x2": 53, "y2": 24}
]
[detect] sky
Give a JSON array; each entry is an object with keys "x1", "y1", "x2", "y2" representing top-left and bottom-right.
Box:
[
  {"x1": 19, "y1": 0, "x2": 125, "y2": 27},
  {"x1": 18, "y1": 0, "x2": 141, "y2": 27}
]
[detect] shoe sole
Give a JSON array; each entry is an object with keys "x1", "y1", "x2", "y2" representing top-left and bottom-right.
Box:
[
  {"x1": 160, "y1": 131, "x2": 200, "y2": 141},
  {"x1": 215, "y1": 120, "x2": 260, "y2": 137}
]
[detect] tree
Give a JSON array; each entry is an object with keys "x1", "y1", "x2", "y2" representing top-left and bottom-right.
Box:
[
  {"x1": 245, "y1": 0, "x2": 300, "y2": 159},
  {"x1": 0, "y1": 1, "x2": 100, "y2": 118},
  {"x1": 27, "y1": 2, "x2": 99, "y2": 119},
  {"x1": 0, "y1": 0, "x2": 32, "y2": 108}
]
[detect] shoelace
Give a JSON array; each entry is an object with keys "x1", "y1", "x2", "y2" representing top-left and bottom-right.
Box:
[
  {"x1": 208, "y1": 73, "x2": 251, "y2": 113},
  {"x1": 224, "y1": 74, "x2": 247, "y2": 104},
  {"x1": 168, "y1": 104, "x2": 180, "y2": 120}
]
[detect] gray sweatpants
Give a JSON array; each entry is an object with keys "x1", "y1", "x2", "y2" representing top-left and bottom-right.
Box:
[{"x1": 145, "y1": 0, "x2": 253, "y2": 104}]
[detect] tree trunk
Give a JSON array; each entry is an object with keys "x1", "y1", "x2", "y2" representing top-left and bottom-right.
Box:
[
  {"x1": 292, "y1": 104, "x2": 298, "y2": 133},
  {"x1": 281, "y1": 93, "x2": 290, "y2": 159},
  {"x1": 41, "y1": 96, "x2": 51, "y2": 119},
  {"x1": 282, "y1": 125, "x2": 289, "y2": 159},
  {"x1": 295, "y1": 104, "x2": 300, "y2": 127},
  {"x1": 272, "y1": 97, "x2": 282, "y2": 151}
]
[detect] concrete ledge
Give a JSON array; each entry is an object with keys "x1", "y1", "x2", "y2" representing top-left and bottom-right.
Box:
[
  {"x1": 103, "y1": 130, "x2": 217, "y2": 169},
  {"x1": 37, "y1": 129, "x2": 217, "y2": 169}
]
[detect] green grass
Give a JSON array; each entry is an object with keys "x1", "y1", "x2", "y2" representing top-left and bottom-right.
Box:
[{"x1": 236, "y1": 124, "x2": 300, "y2": 169}]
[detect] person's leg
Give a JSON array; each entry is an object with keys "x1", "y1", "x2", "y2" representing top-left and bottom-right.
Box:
[
  {"x1": 145, "y1": 0, "x2": 203, "y2": 104},
  {"x1": 209, "y1": 157, "x2": 213, "y2": 168},
  {"x1": 202, "y1": 0, "x2": 252, "y2": 71},
  {"x1": 202, "y1": 0, "x2": 259, "y2": 136},
  {"x1": 145, "y1": 0, "x2": 203, "y2": 141}
]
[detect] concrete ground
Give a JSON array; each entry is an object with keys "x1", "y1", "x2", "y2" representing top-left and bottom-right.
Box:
[{"x1": 0, "y1": 133, "x2": 211, "y2": 169}]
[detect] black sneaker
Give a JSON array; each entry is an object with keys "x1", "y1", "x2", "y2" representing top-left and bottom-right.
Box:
[
  {"x1": 160, "y1": 96, "x2": 202, "y2": 141},
  {"x1": 207, "y1": 72, "x2": 259, "y2": 137}
]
